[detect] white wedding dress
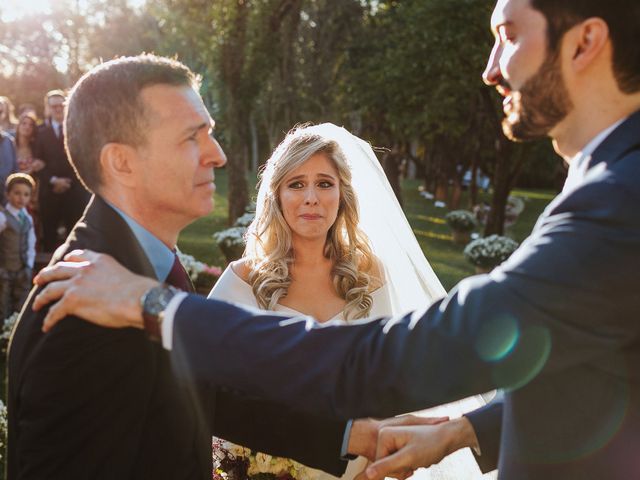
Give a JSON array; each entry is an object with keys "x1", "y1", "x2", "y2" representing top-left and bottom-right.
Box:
[{"x1": 209, "y1": 268, "x2": 495, "y2": 480}]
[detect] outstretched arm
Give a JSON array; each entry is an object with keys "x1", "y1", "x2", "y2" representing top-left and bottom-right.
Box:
[
  {"x1": 35, "y1": 251, "x2": 499, "y2": 417},
  {"x1": 34, "y1": 174, "x2": 640, "y2": 420}
]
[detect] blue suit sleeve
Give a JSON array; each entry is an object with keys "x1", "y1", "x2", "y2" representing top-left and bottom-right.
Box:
[
  {"x1": 465, "y1": 400, "x2": 503, "y2": 473},
  {"x1": 170, "y1": 171, "x2": 640, "y2": 420}
]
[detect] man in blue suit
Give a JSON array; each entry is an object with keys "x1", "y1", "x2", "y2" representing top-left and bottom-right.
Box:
[{"x1": 33, "y1": 0, "x2": 640, "y2": 478}]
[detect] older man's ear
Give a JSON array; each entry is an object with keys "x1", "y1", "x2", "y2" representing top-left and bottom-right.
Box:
[{"x1": 99, "y1": 142, "x2": 139, "y2": 191}]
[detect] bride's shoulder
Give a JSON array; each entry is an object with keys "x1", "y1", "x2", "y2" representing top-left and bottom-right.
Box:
[{"x1": 229, "y1": 258, "x2": 252, "y2": 283}]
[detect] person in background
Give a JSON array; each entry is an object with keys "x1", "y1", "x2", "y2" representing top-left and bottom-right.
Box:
[
  {"x1": 0, "y1": 173, "x2": 36, "y2": 320},
  {"x1": 35, "y1": 90, "x2": 89, "y2": 252},
  {"x1": 15, "y1": 111, "x2": 45, "y2": 175},
  {"x1": 15, "y1": 111, "x2": 45, "y2": 250},
  {"x1": 0, "y1": 126, "x2": 18, "y2": 205},
  {"x1": 0, "y1": 96, "x2": 18, "y2": 135}
]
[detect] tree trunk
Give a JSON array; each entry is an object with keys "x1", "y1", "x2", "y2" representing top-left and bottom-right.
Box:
[
  {"x1": 450, "y1": 180, "x2": 463, "y2": 210},
  {"x1": 479, "y1": 88, "x2": 525, "y2": 236},
  {"x1": 484, "y1": 145, "x2": 509, "y2": 235},
  {"x1": 249, "y1": 113, "x2": 259, "y2": 173},
  {"x1": 226, "y1": 103, "x2": 250, "y2": 225},
  {"x1": 221, "y1": 2, "x2": 250, "y2": 225}
]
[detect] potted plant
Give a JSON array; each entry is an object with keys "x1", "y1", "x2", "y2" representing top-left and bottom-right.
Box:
[
  {"x1": 463, "y1": 234, "x2": 519, "y2": 274},
  {"x1": 213, "y1": 227, "x2": 247, "y2": 263},
  {"x1": 213, "y1": 209, "x2": 255, "y2": 263},
  {"x1": 445, "y1": 210, "x2": 477, "y2": 245}
]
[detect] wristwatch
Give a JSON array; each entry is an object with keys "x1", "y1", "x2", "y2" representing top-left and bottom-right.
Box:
[{"x1": 141, "y1": 284, "x2": 180, "y2": 341}]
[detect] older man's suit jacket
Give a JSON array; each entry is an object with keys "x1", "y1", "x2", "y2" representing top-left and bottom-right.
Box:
[
  {"x1": 169, "y1": 110, "x2": 640, "y2": 480},
  {"x1": 7, "y1": 196, "x2": 348, "y2": 479}
]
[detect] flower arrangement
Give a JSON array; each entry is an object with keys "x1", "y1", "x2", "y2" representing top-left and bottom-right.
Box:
[
  {"x1": 445, "y1": 210, "x2": 477, "y2": 232},
  {"x1": 234, "y1": 212, "x2": 255, "y2": 227},
  {"x1": 213, "y1": 438, "x2": 320, "y2": 480},
  {"x1": 445, "y1": 210, "x2": 477, "y2": 245},
  {"x1": 464, "y1": 234, "x2": 519, "y2": 272},
  {"x1": 505, "y1": 195, "x2": 526, "y2": 227},
  {"x1": 213, "y1": 208, "x2": 256, "y2": 263},
  {"x1": 0, "y1": 399, "x2": 6, "y2": 464},
  {"x1": 176, "y1": 251, "x2": 222, "y2": 294},
  {"x1": 1, "y1": 311, "x2": 19, "y2": 353}
]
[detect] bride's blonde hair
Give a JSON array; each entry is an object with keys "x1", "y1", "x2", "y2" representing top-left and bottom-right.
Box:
[{"x1": 245, "y1": 126, "x2": 375, "y2": 320}]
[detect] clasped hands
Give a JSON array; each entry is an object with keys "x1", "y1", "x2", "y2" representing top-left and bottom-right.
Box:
[{"x1": 349, "y1": 415, "x2": 479, "y2": 480}]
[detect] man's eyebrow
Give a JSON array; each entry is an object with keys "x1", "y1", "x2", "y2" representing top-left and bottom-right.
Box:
[{"x1": 180, "y1": 121, "x2": 210, "y2": 137}]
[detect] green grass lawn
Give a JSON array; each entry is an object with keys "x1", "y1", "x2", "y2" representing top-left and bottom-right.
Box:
[{"x1": 179, "y1": 170, "x2": 555, "y2": 291}]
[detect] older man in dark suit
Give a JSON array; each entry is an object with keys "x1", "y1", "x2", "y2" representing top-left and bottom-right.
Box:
[
  {"x1": 8, "y1": 55, "x2": 365, "y2": 480},
  {"x1": 34, "y1": 90, "x2": 89, "y2": 252}
]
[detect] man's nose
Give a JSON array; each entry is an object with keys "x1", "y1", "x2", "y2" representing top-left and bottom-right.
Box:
[
  {"x1": 203, "y1": 136, "x2": 227, "y2": 167},
  {"x1": 483, "y1": 43, "x2": 502, "y2": 86}
]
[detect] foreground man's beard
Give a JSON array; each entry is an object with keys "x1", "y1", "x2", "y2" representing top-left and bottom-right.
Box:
[{"x1": 502, "y1": 48, "x2": 574, "y2": 141}]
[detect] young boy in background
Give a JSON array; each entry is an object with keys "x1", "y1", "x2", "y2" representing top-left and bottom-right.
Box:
[{"x1": 0, "y1": 173, "x2": 36, "y2": 321}]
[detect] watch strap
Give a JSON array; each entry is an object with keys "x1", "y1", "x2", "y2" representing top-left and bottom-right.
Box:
[{"x1": 141, "y1": 284, "x2": 179, "y2": 341}]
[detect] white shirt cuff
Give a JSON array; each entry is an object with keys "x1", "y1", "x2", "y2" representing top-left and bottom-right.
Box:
[
  {"x1": 161, "y1": 291, "x2": 188, "y2": 350},
  {"x1": 340, "y1": 419, "x2": 355, "y2": 459}
]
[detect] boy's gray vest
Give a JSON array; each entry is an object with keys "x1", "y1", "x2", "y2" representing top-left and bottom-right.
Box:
[{"x1": 0, "y1": 206, "x2": 30, "y2": 271}]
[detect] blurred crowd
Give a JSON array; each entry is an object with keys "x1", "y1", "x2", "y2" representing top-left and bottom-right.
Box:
[{"x1": 0, "y1": 92, "x2": 89, "y2": 319}]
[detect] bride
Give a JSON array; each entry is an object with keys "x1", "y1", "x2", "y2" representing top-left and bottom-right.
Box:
[{"x1": 209, "y1": 123, "x2": 491, "y2": 479}]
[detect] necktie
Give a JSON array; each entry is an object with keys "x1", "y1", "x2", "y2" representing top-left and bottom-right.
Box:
[
  {"x1": 165, "y1": 253, "x2": 195, "y2": 292},
  {"x1": 18, "y1": 210, "x2": 28, "y2": 227}
]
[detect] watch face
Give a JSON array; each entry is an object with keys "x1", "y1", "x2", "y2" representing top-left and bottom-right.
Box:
[{"x1": 144, "y1": 286, "x2": 177, "y2": 317}]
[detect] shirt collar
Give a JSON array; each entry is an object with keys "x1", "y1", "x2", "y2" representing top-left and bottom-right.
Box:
[
  {"x1": 563, "y1": 118, "x2": 626, "y2": 193},
  {"x1": 5, "y1": 204, "x2": 25, "y2": 217},
  {"x1": 108, "y1": 202, "x2": 175, "y2": 282}
]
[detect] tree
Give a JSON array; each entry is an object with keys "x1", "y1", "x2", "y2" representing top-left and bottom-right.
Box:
[{"x1": 0, "y1": 1, "x2": 161, "y2": 113}]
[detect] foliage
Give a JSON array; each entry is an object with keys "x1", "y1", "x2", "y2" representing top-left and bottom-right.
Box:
[
  {"x1": 1, "y1": 312, "x2": 18, "y2": 353},
  {"x1": 445, "y1": 210, "x2": 477, "y2": 232},
  {"x1": 0, "y1": 398, "x2": 6, "y2": 466},
  {"x1": 464, "y1": 234, "x2": 519, "y2": 269}
]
